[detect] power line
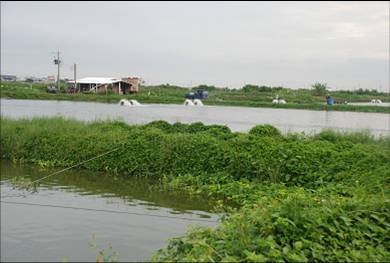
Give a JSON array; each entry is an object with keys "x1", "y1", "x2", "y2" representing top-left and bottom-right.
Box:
[
  {"x1": 0, "y1": 200, "x2": 219, "y2": 223},
  {"x1": 0, "y1": 145, "x2": 220, "y2": 223},
  {"x1": 0, "y1": 146, "x2": 123, "y2": 198}
]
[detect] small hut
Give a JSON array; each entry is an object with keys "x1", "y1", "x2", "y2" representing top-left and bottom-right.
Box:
[
  {"x1": 67, "y1": 77, "x2": 140, "y2": 94},
  {"x1": 122, "y1": 77, "x2": 141, "y2": 93}
]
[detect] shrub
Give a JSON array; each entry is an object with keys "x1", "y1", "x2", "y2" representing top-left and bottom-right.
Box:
[
  {"x1": 312, "y1": 83, "x2": 328, "y2": 96},
  {"x1": 249, "y1": 124, "x2": 281, "y2": 137},
  {"x1": 143, "y1": 120, "x2": 173, "y2": 132}
]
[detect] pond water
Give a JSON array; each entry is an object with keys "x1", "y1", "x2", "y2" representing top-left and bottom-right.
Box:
[
  {"x1": 1, "y1": 99, "x2": 389, "y2": 137},
  {"x1": 0, "y1": 161, "x2": 219, "y2": 262},
  {"x1": 348, "y1": 102, "x2": 390, "y2": 107}
]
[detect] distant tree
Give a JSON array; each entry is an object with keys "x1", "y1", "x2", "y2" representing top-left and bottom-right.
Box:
[
  {"x1": 354, "y1": 88, "x2": 381, "y2": 95},
  {"x1": 242, "y1": 84, "x2": 259, "y2": 92},
  {"x1": 194, "y1": 84, "x2": 217, "y2": 91},
  {"x1": 312, "y1": 83, "x2": 328, "y2": 96},
  {"x1": 242, "y1": 84, "x2": 282, "y2": 92},
  {"x1": 258, "y1": 85, "x2": 272, "y2": 92},
  {"x1": 272, "y1": 86, "x2": 284, "y2": 91},
  {"x1": 356, "y1": 88, "x2": 365, "y2": 95}
]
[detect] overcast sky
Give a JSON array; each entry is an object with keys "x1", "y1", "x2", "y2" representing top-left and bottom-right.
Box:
[{"x1": 1, "y1": 1, "x2": 389, "y2": 90}]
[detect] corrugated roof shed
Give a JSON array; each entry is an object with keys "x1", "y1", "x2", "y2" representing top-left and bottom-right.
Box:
[{"x1": 67, "y1": 77, "x2": 121, "y2": 84}]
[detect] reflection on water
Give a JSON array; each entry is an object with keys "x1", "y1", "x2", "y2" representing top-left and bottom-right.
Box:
[
  {"x1": 0, "y1": 161, "x2": 219, "y2": 262},
  {"x1": 1, "y1": 99, "x2": 389, "y2": 136},
  {"x1": 1, "y1": 161, "x2": 215, "y2": 212}
]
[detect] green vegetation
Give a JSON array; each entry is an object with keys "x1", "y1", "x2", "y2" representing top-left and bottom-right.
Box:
[
  {"x1": 1, "y1": 81, "x2": 389, "y2": 113},
  {"x1": 249, "y1": 124, "x2": 282, "y2": 137},
  {"x1": 153, "y1": 186, "x2": 389, "y2": 262},
  {"x1": 311, "y1": 82, "x2": 329, "y2": 96},
  {"x1": 1, "y1": 118, "x2": 389, "y2": 262}
]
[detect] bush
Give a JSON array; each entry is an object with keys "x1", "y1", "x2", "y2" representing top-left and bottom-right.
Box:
[
  {"x1": 143, "y1": 120, "x2": 173, "y2": 132},
  {"x1": 249, "y1": 124, "x2": 281, "y2": 137},
  {"x1": 312, "y1": 83, "x2": 328, "y2": 96}
]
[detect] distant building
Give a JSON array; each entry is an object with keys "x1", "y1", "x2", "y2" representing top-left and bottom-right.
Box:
[
  {"x1": 25, "y1": 77, "x2": 44, "y2": 83},
  {"x1": 122, "y1": 77, "x2": 141, "y2": 93},
  {"x1": 1, "y1": 75, "x2": 17, "y2": 82},
  {"x1": 67, "y1": 77, "x2": 141, "y2": 94}
]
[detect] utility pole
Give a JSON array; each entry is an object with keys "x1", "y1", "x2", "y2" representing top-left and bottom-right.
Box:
[
  {"x1": 73, "y1": 63, "x2": 77, "y2": 92},
  {"x1": 57, "y1": 50, "x2": 60, "y2": 92},
  {"x1": 53, "y1": 50, "x2": 61, "y2": 92}
]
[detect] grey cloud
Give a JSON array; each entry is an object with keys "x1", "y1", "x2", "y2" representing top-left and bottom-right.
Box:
[{"x1": 1, "y1": 1, "x2": 388, "y2": 91}]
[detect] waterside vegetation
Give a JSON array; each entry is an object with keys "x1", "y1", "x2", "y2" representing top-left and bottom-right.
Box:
[{"x1": 1, "y1": 118, "x2": 389, "y2": 262}]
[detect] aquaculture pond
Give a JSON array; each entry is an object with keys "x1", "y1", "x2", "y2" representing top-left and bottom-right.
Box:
[
  {"x1": 1, "y1": 99, "x2": 389, "y2": 137},
  {"x1": 0, "y1": 161, "x2": 219, "y2": 262}
]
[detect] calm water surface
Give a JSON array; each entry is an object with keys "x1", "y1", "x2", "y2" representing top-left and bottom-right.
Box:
[
  {"x1": 0, "y1": 161, "x2": 219, "y2": 262},
  {"x1": 1, "y1": 99, "x2": 389, "y2": 136},
  {"x1": 348, "y1": 102, "x2": 390, "y2": 107}
]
